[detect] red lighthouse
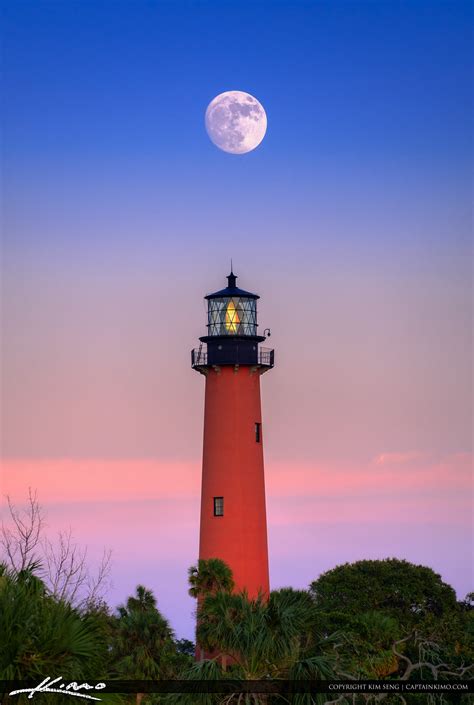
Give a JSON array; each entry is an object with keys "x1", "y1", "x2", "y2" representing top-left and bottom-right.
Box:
[{"x1": 192, "y1": 270, "x2": 274, "y2": 600}]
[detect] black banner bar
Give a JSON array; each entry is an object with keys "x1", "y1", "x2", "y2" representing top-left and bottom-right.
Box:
[{"x1": 1, "y1": 679, "x2": 473, "y2": 696}]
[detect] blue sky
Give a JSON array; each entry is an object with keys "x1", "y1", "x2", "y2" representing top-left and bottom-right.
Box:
[{"x1": 3, "y1": 0, "x2": 471, "y2": 259}]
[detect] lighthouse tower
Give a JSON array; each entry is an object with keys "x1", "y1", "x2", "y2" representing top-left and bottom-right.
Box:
[{"x1": 191, "y1": 270, "x2": 274, "y2": 600}]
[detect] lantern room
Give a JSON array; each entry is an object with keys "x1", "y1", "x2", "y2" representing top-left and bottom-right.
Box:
[
  {"x1": 191, "y1": 271, "x2": 274, "y2": 371},
  {"x1": 206, "y1": 271, "x2": 258, "y2": 337}
]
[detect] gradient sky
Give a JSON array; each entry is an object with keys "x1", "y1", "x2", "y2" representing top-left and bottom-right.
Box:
[{"x1": 1, "y1": 0, "x2": 472, "y2": 639}]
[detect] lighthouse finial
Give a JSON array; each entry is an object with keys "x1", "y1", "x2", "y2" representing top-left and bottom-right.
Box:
[{"x1": 227, "y1": 261, "x2": 237, "y2": 289}]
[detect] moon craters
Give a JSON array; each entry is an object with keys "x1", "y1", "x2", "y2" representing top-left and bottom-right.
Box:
[{"x1": 205, "y1": 91, "x2": 267, "y2": 154}]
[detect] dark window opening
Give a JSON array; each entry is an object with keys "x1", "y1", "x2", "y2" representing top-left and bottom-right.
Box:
[
  {"x1": 214, "y1": 497, "x2": 224, "y2": 516},
  {"x1": 255, "y1": 422, "x2": 261, "y2": 443}
]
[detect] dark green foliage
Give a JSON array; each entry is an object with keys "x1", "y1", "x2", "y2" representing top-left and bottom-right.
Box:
[
  {"x1": 196, "y1": 588, "x2": 323, "y2": 670},
  {"x1": 310, "y1": 558, "x2": 458, "y2": 629},
  {"x1": 0, "y1": 564, "x2": 110, "y2": 704},
  {"x1": 180, "y1": 571, "x2": 336, "y2": 705},
  {"x1": 111, "y1": 585, "x2": 181, "y2": 680},
  {"x1": 412, "y1": 605, "x2": 474, "y2": 668},
  {"x1": 175, "y1": 639, "x2": 195, "y2": 658},
  {"x1": 188, "y1": 558, "x2": 234, "y2": 599},
  {"x1": 1, "y1": 553, "x2": 471, "y2": 705},
  {"x1": 182, "y1": 558, "x2": 473, "y2": 705},
  {"x1": 0, "y1": 566, "x2": 192, "y2": 705},
  {"x1": 0, "y1": 565, "x2": 107, "y2": 680},
  {"x1": 306, "y1": 559, "x2": 474, "y2": 692},
  {"x1": 332, "y1": 610, "x2": 401, "y2": 679}
]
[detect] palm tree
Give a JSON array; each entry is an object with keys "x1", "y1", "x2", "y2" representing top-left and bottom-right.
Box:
[
  {"x1": 112, "y1": 585, "x2": 178, "y2": 705},
  {"x1": 119, "y1": 584, "x2": 158, "y2": 614},
  {"x1": 198, "y1": 589, "x2": 334, "y2": 676},
  {"x1": 188, "y1": 558, "x2": 234, "y2": 600},
  {"x1": 180, "y1": 566, "x2": 337, "y2": 705},
  {"x1": 189, "y1": 558, "x2": 236, "y2": 663},
  {"x1": 0, "y1": 563, "x2": 107, "y2": 701}
]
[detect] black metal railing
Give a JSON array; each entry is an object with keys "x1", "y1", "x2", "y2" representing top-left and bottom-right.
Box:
[
  {"x1": 258, "y1": 347, "x2": 274, "y2": 367},
  {"x1": 191, "y1": 346, "x2": 274, "y2": 369},
  {"x1": 191, "y1": 347, "x2": 208, "y2": 367}
]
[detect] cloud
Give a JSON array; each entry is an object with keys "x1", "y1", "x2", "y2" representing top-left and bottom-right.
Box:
[
  {"x1": 373, "y1": 451, "x2": 425, "y2": 466},
  {"x1": 266, "y1": 453, "x2": 471, "y2": 499},
  {"x1": 2, "y1": 453, "x2": 470, "y2": 507},
  {"x1": 0, "y1": 459, "x2": 200, "y2": 505},
  {"x1": 2, "y1": 453, "x2": 470, "y2": 538}
]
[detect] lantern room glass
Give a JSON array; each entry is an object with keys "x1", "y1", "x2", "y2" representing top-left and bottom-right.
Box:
[{"x1": 207, "y1": 296, "x2": 257, "y2": 336}]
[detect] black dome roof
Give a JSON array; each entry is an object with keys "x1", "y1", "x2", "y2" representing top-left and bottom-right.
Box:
[{"x1": 205, "y1": 271, "x2": 259, "y2": 300}]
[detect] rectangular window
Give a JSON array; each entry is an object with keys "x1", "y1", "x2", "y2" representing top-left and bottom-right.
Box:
[
  {"x1": 255, "y1": 422, "x2": 261, "y2": 443},
  {"x1": 213, "y1": 497, "x2": 224, "y2": 517}
]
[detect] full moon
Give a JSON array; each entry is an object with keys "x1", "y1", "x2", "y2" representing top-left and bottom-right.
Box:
[{"x1": 205, "y1": 91, "x2": 267, "y2": 154}]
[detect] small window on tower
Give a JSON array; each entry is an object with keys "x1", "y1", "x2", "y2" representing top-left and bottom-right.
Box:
[
  {"x1": 214, "y1": 497, "x2": 224, "y2": 516},
  {"x1": 255, "y1": 422, "x2": 261, "y2": 443}
]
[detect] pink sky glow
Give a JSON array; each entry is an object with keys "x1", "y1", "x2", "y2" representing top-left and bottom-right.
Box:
[{"x1": 1, "y1": 453, "x2": 471, "y2": 639}]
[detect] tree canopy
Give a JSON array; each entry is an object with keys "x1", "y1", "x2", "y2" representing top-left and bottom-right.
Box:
[
  {"x1": 112, "y1": 585, "x2": 183, "y2": 680},
  {"x1": 310, "y1": 558, "x2": 458, "y2": 628}
]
